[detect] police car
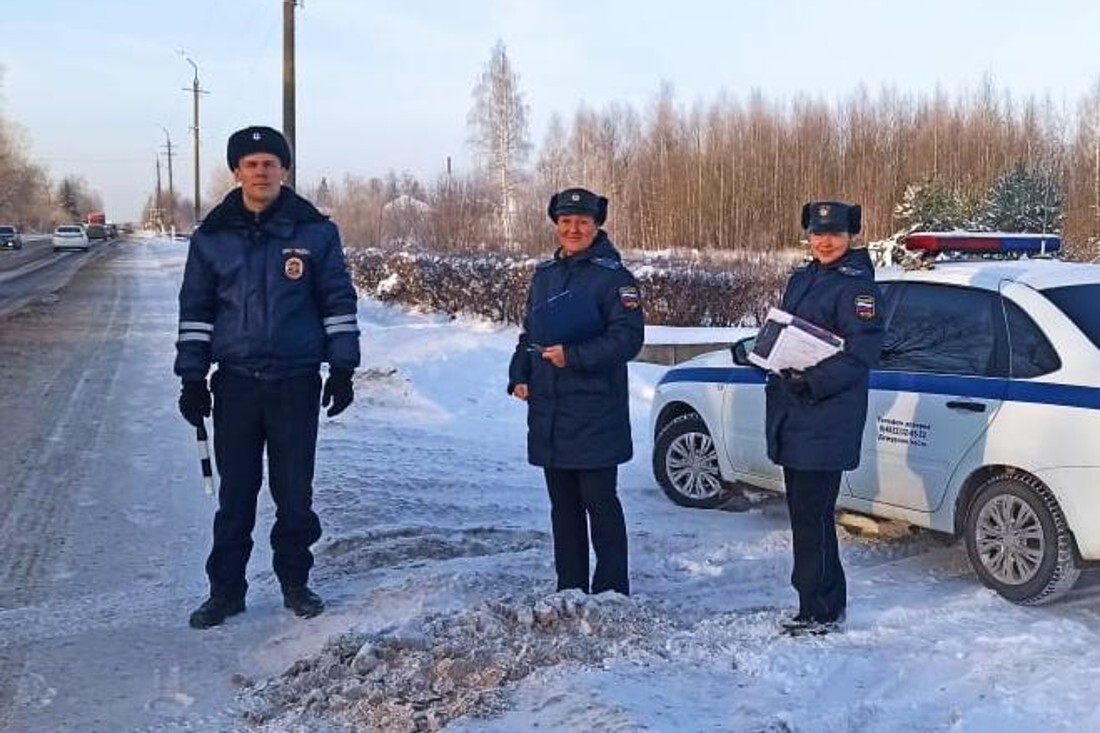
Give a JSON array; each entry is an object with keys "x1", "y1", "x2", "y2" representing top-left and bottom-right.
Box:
[{"x1": 651, "y1": 233, "x2": 1100, "y2": 604}]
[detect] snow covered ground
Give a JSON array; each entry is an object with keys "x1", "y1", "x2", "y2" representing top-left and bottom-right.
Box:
[
  {"x1": 240, "y1": 274, "x2": 1100, "y2": 732},
  {"x1": 6, "y1": 238, "x2": 1100, "y2": 732}
]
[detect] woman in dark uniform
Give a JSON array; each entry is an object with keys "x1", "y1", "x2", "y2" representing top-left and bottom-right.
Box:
[
  {"x1": 765, "y1": 201, "x2": 884, "y2": 635},
  {"x1": 507, "y1": 187, "x2": 644, "y2": 596}
]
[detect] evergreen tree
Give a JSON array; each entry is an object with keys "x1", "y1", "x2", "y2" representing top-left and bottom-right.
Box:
[
  {"x1": 315, "y1": 177, "x2": 333, "y2": 209},
  {"x1": 980, "y1": 163, "x2": 1064, "y2": 233},
  {"x1": 56, "y1": 177, "x2": 82, "y2": 221},
  {"x1": 893, "y1": 179, "x2": 977, "y2": 232}
]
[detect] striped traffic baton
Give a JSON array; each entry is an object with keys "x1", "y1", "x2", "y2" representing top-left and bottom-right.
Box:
[{"x1": 196, "y1": 420, "x2": 217, "y2": 496}]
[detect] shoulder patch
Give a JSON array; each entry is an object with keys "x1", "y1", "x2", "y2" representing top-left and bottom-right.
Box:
[
  {"x1": 855, "y1": 294, "x2": 876, "y2": 320},
  {"x1": 590, "y1": 256, "x2": 622, "y2": 270},
  {"x1": 619, "y1": 285, "x2": 641, "y2": 309}
]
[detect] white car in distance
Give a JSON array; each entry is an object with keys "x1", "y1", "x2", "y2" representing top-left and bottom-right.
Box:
[{"x1": 52, "y1": 225, "x2": 90, "y2": 252}]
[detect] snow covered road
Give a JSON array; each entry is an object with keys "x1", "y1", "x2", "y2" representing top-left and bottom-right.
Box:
[{"x1": 3, "y1": 239, "x2": 1100, "y2": 732}]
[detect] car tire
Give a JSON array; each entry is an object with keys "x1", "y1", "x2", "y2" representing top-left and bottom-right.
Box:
[
  {"x1": 964, "y1": 473, "x2": 1080, "y2": 605},
  {"x1": 653, "y1": 413, "x2": 728, "y2": 509}
]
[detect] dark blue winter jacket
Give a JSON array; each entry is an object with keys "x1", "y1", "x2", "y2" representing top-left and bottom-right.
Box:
[
  {"x1": 764, "y1": 247, "x2": 884, "y2": 471},
  {"x1": 174, "y1": 187, "x2": 360, "y2": 381},
  {"x1": 508, "y1": 232, "x2": 644, "y2": 469}
]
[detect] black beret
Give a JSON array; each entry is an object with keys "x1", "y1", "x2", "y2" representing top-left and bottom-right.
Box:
[
  {"x1": 547, "y1": 187, "x2": 608, "y2": 226},
  {"x1": 226, "y1": 126, "x2": 293, "y2": 171},
  {"x1": 801, "y1": 201, "x2": 861, "y2": 234}
]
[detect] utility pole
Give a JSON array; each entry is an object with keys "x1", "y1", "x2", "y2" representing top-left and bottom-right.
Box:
[
  {"x1": 181, "y1": 53, "x2": 208, "y2": 225},
  {"x1": 155, "y1": 155, "x2": 164, "y2": 231},
  {"x1": 283, "y1": 0, "x2": 298, "y2": 189},
  {"x1": 161, "y1": 127, "x2": 176, "y2": 231}
]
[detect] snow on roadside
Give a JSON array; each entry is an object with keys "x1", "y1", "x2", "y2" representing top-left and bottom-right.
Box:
[
  {"x1": 236, "y1": 297, "x2": 1100, "y2": 733},
  {"x1": 241, "y1": 590, "x2": 674, "y2": 731}
]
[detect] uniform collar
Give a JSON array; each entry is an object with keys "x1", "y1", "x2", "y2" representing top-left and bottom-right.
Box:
[
  {"x1": 818, "y1": 247, "x2": 873, "y2": 273},
  {"x1": 198, "y1": 186, "x2": 327, "y2": 235},
  {"x1": 553, "y1": 230, "x2": 620, "y2": 265}
]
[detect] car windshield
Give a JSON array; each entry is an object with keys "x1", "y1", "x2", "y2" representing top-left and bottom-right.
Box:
[
  {"x1": 1041, "y1": 284, "x2": 1100, "y2": 349},
  {"x1": 57, "y1": 226, "x2": 83, "y2": 234},
  {"x1": 0, "y1": 227, "x2": 15, "y2": 235}
]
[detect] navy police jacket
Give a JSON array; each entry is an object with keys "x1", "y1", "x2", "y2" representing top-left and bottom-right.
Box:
[
  {"x1": 174, "y1": 187, "x2": 361, "y2": 381},
  {"x1": 765, "y1": 247, "x2": 884, "y2": 471},
  {"x1": 508, "y1": 232, "x2": 644, "y2": 469}
]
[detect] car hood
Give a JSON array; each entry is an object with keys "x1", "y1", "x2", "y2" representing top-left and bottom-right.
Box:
[{"x1": 672, "y1": 348, "x2": 735, "y2": 369}]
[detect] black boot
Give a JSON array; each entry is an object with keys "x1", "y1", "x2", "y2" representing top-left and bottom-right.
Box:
[
  {"x1": 780, "y1": 610, "x2": 844, "y2": 637},
  {"x1": 189, "y1": 596, "x2": 245, "y2": 629},
  {"x1": 283, "y1": 586, "x2": 324, "y2": 618}
]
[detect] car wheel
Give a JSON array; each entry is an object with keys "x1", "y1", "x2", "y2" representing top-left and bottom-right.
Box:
[
  {"x1": 964, "y1": 473, "x2": 1080, "y2": 605},
  {"x1": 653, "y1": 413, "x2": 727, "y2": 508}
]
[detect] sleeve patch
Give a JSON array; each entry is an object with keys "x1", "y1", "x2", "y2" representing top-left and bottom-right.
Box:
[
  {"x1": 855, "y1": 294, "x2": 876, "y2": 320},
  {"x1": 619, "y1": 286, "x2": 641, "y2": 309}
]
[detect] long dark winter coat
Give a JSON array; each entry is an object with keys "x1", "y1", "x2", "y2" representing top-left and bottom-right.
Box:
[
  {"x1": 508, "y1": 232, "x2": 644, "y2": 469},
  {"x1": 765, "y1": 247, "x2": 884, "y2": 471}
]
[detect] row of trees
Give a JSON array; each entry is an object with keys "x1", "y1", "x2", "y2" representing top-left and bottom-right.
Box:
[{"x1": 310, "y1": 44, "x2": 1100, "y2": 260}]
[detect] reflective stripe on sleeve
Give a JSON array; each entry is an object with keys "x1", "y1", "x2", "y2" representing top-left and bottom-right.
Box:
[
  {"x1": 179, "y1": 321, "x2": 214, "y2": 332},
  {"x1": 323, "y1": 314, "x2": 357, "y2": 326},
  {"x1": 178, "y1": 332, "x2": 212, "y2": 343},
  {"x1": 325, "y1": 324, "x2": 360, "y2": 335}
]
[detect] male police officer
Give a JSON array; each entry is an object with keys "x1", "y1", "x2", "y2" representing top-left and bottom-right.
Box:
[
  {"x1": 765, "y1": 201, "x2": 883, "y2": 636},
  {"x1": 508, "y1": 188, "x2": 644, "y2": 596},
  {"x1": 176, "y1": 125, "x2": 360, "y2": 629}
]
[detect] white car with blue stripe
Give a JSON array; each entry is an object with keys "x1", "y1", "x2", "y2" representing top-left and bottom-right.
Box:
[{"x1": 651, "y1": 247, "x2": 1100, "y2": 605}]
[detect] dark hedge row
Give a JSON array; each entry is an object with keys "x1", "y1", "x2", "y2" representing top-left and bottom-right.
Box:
[{"x1": 345, "y1": 248, "x2": 789, "y2": 328}]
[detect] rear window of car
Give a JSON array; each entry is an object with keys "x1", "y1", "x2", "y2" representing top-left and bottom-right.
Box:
[
  {"x1": 56, "y1": 226, "x2": 83, "y2": 234},
  {"x1": 1042, "y1": 284, "x2": 1100, "y2": 349},
  {"x1": 0, "y1": 226, "x2": 15, "y2": 235}
]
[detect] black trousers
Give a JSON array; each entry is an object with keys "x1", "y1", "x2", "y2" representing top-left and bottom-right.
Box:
[
  {"x1": 783, "y1": 467, "x2": 846, "y2": 622},
  {"x1": 543, "y1": 467, "x2": 629, "y2": 595},
  {"x1": 207, "y1": 371, "x2": 323, "y2": 600}
]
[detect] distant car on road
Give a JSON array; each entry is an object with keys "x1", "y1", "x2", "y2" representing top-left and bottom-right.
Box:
[
  {"x1": 0, "y1": 225, "x2": 23, "y2": 250},
  {"x1": 52, "y1": 225, "x2": 90, "y2": 252},
  {"x1": 85, "y1": 224, "x2": 109, "y2": 242},
  {"x1": 652, "y1": 234, "x2": 1100, "y2": 605}
]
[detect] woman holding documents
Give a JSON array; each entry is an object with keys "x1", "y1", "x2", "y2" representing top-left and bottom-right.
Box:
[
  {"x1": 508, "y1": 187, "x2": 644, "y2": 596},
  {"x1": 765, "y1": 201, "x2": 884, "y2": 636}
]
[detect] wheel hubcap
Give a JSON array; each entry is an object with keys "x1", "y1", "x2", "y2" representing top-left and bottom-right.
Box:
[
  {"x1": 666, "y1": 431, "x2": 721, "y2": 500},
  {"x1": 975, "y1": 494, "x2": 1045, "y2": 586}
]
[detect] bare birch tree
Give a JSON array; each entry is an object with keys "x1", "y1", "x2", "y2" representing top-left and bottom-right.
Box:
[{"x1": 467, "y1": 40, "x2": 531, "y2": 247}]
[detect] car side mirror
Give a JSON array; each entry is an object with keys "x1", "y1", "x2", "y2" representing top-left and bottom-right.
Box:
[{"x1": 730, "y1": 337, "x2": 756, "y2": 367}]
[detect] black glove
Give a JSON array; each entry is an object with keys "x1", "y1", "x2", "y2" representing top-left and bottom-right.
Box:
[
  {"x1": 322, "y1": 369, "x2": 354, "y2": 417},
  {"x1": 178, "y1": 379, "x2": 211, "y2": 427},
  {"x1": 779, "y1": 368, "x2": 811, "y2": 398}
]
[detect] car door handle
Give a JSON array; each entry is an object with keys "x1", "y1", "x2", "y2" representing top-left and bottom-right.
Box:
[{"x1": 945, "y1": 400, "x2": 986, "y2": 413}]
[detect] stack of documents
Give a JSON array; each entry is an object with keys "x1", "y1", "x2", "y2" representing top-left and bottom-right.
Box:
[{"x1": 748, "y1": 308, "x2": 844, "y2": 373}]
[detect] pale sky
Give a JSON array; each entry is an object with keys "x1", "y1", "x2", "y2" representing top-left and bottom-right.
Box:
[{"x1": 4, "y1": 0, "x2": 1100, "y2": 222}]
